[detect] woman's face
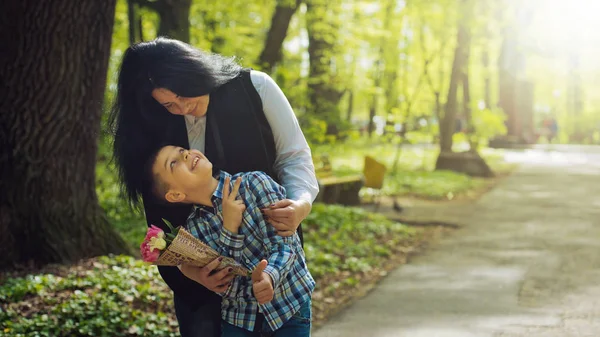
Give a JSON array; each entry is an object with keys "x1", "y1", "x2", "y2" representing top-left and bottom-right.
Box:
[{"x1": 151, "y1": 88, "x2": 210, "y2": 117}]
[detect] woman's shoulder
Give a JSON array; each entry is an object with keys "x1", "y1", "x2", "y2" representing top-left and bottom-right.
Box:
[
  {"x1": 249, "y1": 69, "x2": 268, "y2": 87},
  {"x1": 249, "y1": 70, "x2": 279, "y2": 91}
]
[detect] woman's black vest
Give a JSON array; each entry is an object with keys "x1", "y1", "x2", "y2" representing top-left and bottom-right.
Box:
[{"x1": 142, "y1": 69, "x2": 299, "y2": 309}]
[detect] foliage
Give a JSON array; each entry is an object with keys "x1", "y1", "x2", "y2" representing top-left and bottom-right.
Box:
[
  {"x1": 0, "y1": 205, "x2": 416, "y2": 336},
  {"x1": 557, "y1": 111, "x2": 600, "y2": 144},
  {"x1": 299, "y1": 117, "x2": 332, "y2": 146},
  {"x1": 103, "y1": 0, "x2": 600, "y2": 155},
  {"x1": 470, "y1": 107, "x2": 507, "y2": 145},
  {"x1": 302, "y1": 204, "x2": 416, "y2": 279},
  {"x1": 0, "y1": 256, "x2": 178, "y2": 337}
]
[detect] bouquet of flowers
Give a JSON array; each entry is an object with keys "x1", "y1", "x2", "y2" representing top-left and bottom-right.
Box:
[{"x1": 140, "y1": 219, "x2": 250, "y2": 276}]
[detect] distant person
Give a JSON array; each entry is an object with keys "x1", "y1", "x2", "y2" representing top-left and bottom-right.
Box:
[{"x1": 548, "y1": 117, "x2": 558, "y2": 143}]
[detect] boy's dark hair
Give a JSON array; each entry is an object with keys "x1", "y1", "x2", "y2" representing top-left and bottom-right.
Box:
[{"x1": 142, "y1": 145, "x2": 171, "y2": 205}]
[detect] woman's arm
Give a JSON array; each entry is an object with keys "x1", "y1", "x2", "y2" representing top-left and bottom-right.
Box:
[{"x1": 250, "y1": 71, "x2": 319, "y2": 233}]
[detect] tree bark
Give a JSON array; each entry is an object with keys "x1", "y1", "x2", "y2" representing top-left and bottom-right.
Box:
[
  {"x1": 259, "y1": 0, "x2": 302, "y2": 72},
  {"x1": 137, "y1": 0, "x2": 191, "y2": 43},
  {"x1": 0, "y1": 0, "x2": 130, "y2": 268}
]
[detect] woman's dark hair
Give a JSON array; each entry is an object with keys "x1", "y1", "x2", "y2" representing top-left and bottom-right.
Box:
[{"x1": 107, "y1": 37, "x2": 242, "y2": 208}]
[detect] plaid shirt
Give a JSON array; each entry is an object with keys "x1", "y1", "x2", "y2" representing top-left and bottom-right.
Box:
[{"x1": 186, "y1": 170, "x2": 315, "y2": 332}]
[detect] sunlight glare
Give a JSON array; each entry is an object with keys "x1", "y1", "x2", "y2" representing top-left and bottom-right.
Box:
[{"x1": 528, "y1": 0, "x2": 600, "y2": 53}]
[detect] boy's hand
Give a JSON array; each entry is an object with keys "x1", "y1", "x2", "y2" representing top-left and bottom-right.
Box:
[
  {"x1": 251, "y1": 260, "x2": 274, "y2": 304},
  {"x1": 222, "y1": 176, "x2": 245, "y2": 234}
]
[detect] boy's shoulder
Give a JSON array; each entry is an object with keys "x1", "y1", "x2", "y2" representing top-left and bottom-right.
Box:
[
  {"x1": 232, "y1": 171, "x2": 272, "y2": 182},
  {"x1": 236, "y1": 171, "x2": 280, "y2": 196}
]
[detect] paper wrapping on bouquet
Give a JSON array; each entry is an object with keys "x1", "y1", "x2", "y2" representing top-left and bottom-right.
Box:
[{"x1": 154, "y1": 228, "x2": 250, "y2": 277}]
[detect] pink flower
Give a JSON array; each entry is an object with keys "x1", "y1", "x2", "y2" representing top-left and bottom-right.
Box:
[
  {"x1": 140, "y1": 240, "x2": 160, "y2": 262},
  {"x1": 140, "y1": 225, "x2": 166, "y2": 263},
  {"x1": 145, "y1": 225, "x2": 164, "y2": 241}
]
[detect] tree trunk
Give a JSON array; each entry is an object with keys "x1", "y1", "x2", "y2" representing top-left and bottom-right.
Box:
[
  {"x1": 368, "y1": 58, "x2": 383, "y2": 138},
  {"x1": 462, "y1": 69, "x2": 477, "y2": 151},
  {"x1": 137, "y1": 0, "x2": 191, "y2": 43},
  {"x1": 306, "y1": 0, "x2": 344, "y2": 135},
  {"x1": 436, "y1": 3, "x2": 492, "y2": 176},
  {"x1": 382, "y1": 0, "x2": 400, "y2": 119},
  {"x1": 433, "y1": 92, "x2": 442, "y2": 122},
  {"x1": 482, "y1": 49, "x2": 491, "y2": 109},
  {"x1": 128, "y1": 0, "x2": 137, "y2": 45},
  {"x1": 259, "y1": 0, "x2": 302, "y2": 72},
  {"x1": 439, "y1": 20, "x2": 470, "y2": 152},
  {"x1": 0, "y1": 0, "x2": 130, "y2": 268},
  {"x1": 346, "y1": 90, "x2": 354, "y2": 122},
  {"x1": 368, "y1": 95, "x2": 378, "y2": 138},
  {"x1": 127, "y1": 0, "x2": 145, "y2": 44}
]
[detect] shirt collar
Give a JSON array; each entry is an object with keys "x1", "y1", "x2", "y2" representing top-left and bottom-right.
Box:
[
  {"x1": 212, "y1": 170, "x2": 232, "y2": 200},
  {"x1": 191, "y1": 170, "x2": 232, "y2": 213}
]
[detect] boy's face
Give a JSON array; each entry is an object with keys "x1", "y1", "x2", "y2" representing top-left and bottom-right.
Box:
[{"x1": 152, "y1": 146, "x2": 213, "y2": 203}]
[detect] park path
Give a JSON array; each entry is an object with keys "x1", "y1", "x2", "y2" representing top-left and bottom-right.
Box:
[{"x1": 313, "y1": 147, "x2": 600, "y2": 337}]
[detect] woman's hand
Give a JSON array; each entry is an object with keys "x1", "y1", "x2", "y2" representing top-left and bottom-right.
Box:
[
  {"x1": 222, "y1": 176, "x2": 245, "y2": 234},
  {"x1": 179, "y1": 257, "x2": 234, "y2": 293},
  {"x1": 261, "y1": 199, "x2": 311, "y2": 236}
]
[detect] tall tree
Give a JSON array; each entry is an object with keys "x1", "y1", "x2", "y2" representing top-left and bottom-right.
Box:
[
  {"x1": 306, "y1": 0, "x2": 344, "y2": 134},
  {"x1": 136, "y1": 0, "x2": 192, "y2": 42},
  {"x1": 0, "y1": 0, "x2": 129, "y2": 268},
  {"x1": 259, "y1": 0, "x2": 303, "y2": 72},
  {"x1": 435, "y1": 0, "x2": 493, "y2": 177},
  {"x1": 438, "y1": 5, "x2": 470, "y2": 153}
]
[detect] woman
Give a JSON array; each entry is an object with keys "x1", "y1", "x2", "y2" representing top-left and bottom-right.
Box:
[{"x1": 108, "y1": 37, "x2": 319, "y2": 337}]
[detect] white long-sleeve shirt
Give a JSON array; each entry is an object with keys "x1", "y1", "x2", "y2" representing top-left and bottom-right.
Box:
[{"x1": 184, "y1": 70, "x2": 319, "y2": 204}]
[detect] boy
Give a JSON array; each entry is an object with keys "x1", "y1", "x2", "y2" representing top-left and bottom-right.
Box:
[{"x1": 147, "y1": 145, "x2": 315, "y2": 336}]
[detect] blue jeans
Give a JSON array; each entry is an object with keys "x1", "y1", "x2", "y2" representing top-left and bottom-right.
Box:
[
  {"x1": 174, "y1": 294, "x2": 221, "y2": 337},
  {"x1": 221, "y1": 298, "x2": 312, "y2": 337}
]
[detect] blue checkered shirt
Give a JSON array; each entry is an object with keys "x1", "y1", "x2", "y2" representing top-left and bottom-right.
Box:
[{"x1": 185, "y1": 170, "x2": 315, "y2": 332}]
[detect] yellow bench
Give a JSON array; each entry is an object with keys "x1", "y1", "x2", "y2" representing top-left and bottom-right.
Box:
[{"x1": 362, "y1": 155, "x2": 387, "y2": 208}]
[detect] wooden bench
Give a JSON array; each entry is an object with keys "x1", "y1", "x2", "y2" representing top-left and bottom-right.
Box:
[{"x1": 314, "y1": 155, "x2": 364, "y2": 206}]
